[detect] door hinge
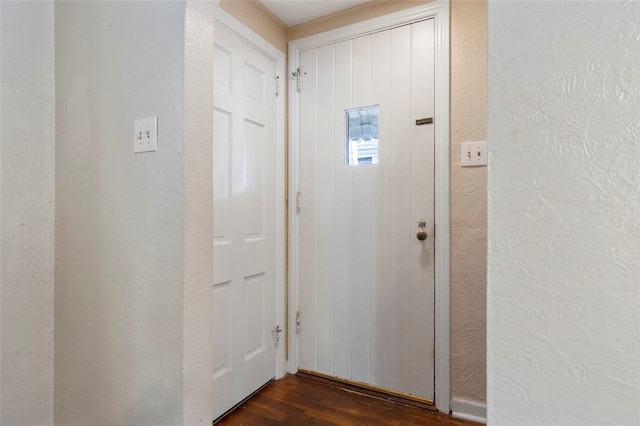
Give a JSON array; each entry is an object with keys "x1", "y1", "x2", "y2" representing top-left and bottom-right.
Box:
[
  {"x1": 296, "y1": 310, "x2": 301, "y2": 334},
  {"x1": 291, "y1": 67, "x2": 301, "y2": 93},
  {"x1": 273, "y1": 325, "x2": 282, "y2": 346},
  {"x1": 275, "y1": 75, "x2": 280, "y2": 97},
  {"x1": 296, "y1": 191, "x2": 301, "y2": 215}
]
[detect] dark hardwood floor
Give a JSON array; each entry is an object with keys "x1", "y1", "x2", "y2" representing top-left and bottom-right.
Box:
[{"x1": 215, "y1": 374, "x2": 481, "y2": 425}]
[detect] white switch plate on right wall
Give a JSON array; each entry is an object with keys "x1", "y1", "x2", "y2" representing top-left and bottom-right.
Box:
[{"x1": 461, "y1": 141, "x2": 487, "y2": 167}]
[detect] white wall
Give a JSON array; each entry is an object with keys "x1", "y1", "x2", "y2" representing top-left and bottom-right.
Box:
[
  {"x1": 0, "y1": 2, "x2": 55, "y2": 425},
  {"x1": 488, "y1": 2, "x2": 640, "y2": 425},
  {"x1": 183, "y1": 0, "x2": 215, "y2": 423},
  {"x1": 54, "y1": 2, "x2": 186, "y2": 424}
]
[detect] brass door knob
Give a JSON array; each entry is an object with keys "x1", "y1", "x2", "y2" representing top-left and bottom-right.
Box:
[{"x1": 416, "y1": 221, "x2": 428, "y2": 241}]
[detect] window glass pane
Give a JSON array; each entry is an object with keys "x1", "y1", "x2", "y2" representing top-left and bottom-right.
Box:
[{"x1": 346, "y1": 105, "x2": 379, "y2": 165}]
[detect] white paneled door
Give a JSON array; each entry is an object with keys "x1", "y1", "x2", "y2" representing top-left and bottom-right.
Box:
[
  {"x1": 212, "y1": 24, "x2": 278, "y2": 419},
  {"x1": 297, "y1": 19, "x2": 436, "y2": 401}
]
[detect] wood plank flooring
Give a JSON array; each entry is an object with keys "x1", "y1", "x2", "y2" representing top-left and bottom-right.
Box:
[{"x1": 215, "y1": 374, "x2": 481, "y2": 425}]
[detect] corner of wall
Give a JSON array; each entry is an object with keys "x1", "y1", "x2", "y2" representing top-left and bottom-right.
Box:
[
  {"x1": 449, "y1": 0, "x2": 487, "y2": 404},
  {"x1": 219, "y1": 0, "x2": 287, "y2": 53},
  {"x1": 183, "y1": 0, "x2": 215, "y2": 423}
]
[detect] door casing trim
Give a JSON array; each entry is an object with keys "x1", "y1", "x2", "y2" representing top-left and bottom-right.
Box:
[
  {"x1": 287, "y1": 1, "x2": 451, "y2": 413},
  {"x1": 215, "y1": 7, "x2": 288, "y2": 381}
]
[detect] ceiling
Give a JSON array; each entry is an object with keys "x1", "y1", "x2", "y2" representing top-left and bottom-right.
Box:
[{"x1": 258, "y1": 0, "x2": 373, "y2": 27}]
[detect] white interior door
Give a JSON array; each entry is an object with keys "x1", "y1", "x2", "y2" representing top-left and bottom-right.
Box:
[
  {"x1": 297, "y1": 19, "x2": 436, "y2": 401},
  {"x1": 212, "y1": 23, "x2": 278, "y2": 419}
]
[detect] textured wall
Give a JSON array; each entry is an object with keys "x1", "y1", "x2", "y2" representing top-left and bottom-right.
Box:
[
  {"x1": 54, "y1": 2, "x2": 185, "y2": 424},
  {"x1": 450, "y1": 0, "x2": 487, "y2": 404},
  {"x1": 488, "y1": 1, "x2": 640, "y2": 424},
  {"x1": 183, "y1": 0, "x2": 215, "y2": 423},
  {"x1": 0, "y1": 2, "x2": 55, "y2": 425},
  {"x1": 290, "y1": 0, "x2": 487, "y2": 404},
  {"x1": 220, "y1": 0, "x2": 287, "y2": 53}
]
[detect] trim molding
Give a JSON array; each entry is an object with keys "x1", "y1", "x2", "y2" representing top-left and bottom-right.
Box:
[
  {"x1": 288, "y1": 0, "x2": 451, "y2": 414},
  {"x1": 290, "y1": 1, "x2": 449, "y2": 50},
  {"x1": 432, "y1": 0, "x2": 451, "y2": 415},
  {"x1": 215, "y1": 8, "x2": 288, "y2": 380},
  {"x1": 451, "y1": 398, "x2": 487, "y2": 424},
  {"x1": 297, "y1": 370, "x2": 436, "y2": 411}
]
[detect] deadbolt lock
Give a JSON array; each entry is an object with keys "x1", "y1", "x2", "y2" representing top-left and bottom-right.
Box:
[{"x1": 416, "y1": 220, "x2": 428, "y2": 241}]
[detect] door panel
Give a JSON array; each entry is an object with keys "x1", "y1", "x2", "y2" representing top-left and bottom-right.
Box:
[
  {"x1": 298, "y1": 47, "x2": 317, "y2": 374},
  {"x1": 316, "y1": 44, "x2": 336, "y2": 375},
  {"x1": 408, "y1": 20, "x2": 436, "y2": 397},
  {"x1": 351, "y1": 33, "x2": 375, "y2": 385},
  {"x1": 370, "y1": 27, "x2": 393, "y2": 391},
  {"x1": 298, "y1": 19, "x2": 435, "y2": 401},
  {"x1": 213, "y1": 24, "x2": 277, "y2": 419},
  {"x1": 332, "y1": 39, "x2": 354, "y2": 381}
]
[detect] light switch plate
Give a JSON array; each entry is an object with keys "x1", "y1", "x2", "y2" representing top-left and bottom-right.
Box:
[
  {"x1": 134, "y1": 116, "x2": 158, "y2": 153},
  {"x1": 461, "y1": 141, "x2": 487, "y2": 167}
]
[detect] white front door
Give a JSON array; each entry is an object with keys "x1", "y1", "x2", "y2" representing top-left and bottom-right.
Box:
[
  {"x1": 212, "y1": 23, "x2": 278, "y2": 419},
  {"x1": 297, "y1": 19, "x2": 436, "y2": 401}
]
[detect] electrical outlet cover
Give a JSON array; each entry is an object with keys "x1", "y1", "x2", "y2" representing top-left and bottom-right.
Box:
[
  {"x1": 461, "y1": 141, "x2": 487, "y2": 167},
  {"x1": 134, "y1": 116, "x2": 158, "y2": 153}
]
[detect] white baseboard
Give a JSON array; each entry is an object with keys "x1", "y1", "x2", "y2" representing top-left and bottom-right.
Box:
[{"x1": 451, "y1": 398, "x2": 487, "y2": 424}]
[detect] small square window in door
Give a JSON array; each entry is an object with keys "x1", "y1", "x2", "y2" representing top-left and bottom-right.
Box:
[{"x1": 346, "y1": 105, "x2": 379, "y2": 165}]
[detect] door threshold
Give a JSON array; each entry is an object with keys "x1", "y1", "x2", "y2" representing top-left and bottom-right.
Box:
[
  {"x1": 213, "y1": 378, "x2": 274, "y2": 425},
  {"x1": 296, "y1": 370, "x2": 437, "y2": 412}
]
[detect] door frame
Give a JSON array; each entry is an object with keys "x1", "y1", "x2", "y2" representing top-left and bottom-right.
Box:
[
  {"x1": 214, "y1": 7, "x2": 287, "y2": 381},
  {"x1": 286, "y1": 1, "x2": 451, "y2": 413}
]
